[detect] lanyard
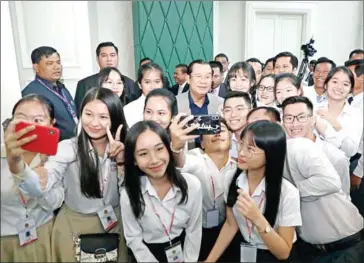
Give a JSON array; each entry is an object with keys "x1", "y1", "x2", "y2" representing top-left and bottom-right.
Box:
[
  {"x1": 18, "y1": 191, "x2": 29, "y2": 218},
  {"x1": 36, "y1": 78, "x2": 77, "y2": 121},
  {"x1": 245, "y1": 194, "x2": 265, "y2": 243},
  {"x1": 149, "y1": 195, "x2": 176, "y2": 246}
]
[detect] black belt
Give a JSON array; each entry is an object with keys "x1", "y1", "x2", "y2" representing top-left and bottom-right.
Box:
[
  {"x1": 313, "y1": 229, "x2": 363, "y2": 253},
  {"x1": 350, "y1": 153, "x2": 362, "y2": 162}
]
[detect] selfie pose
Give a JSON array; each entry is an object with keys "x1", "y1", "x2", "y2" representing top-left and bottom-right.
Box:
[
  {"x1": 120, "y1": 121, "x2": 203, "y2": 262},
  {"x1": 1, "y1": 95, "x2": 63, "y2": 262},
  {"x1": 13, "y1": 88, "x2": 128, "y2": 262},
  {"x1": 206, "y1": 121, "x2": 301, "y2": 263}
]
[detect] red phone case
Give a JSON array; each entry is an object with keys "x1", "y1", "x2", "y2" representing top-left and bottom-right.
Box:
[{"x1": 15, "y1": 122, "x2": 60, "y2": 156}]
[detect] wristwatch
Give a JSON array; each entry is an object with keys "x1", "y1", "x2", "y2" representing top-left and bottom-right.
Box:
[{"x1": 258, "y1": 225, "x2": 272, "y2": 235}]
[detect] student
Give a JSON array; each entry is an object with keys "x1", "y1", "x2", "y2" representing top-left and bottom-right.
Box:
[
  {"x1": 256, "y1": 74, "x2": 277, "y2": 108},
  {"x1": 124, "y1": 63, "x2": 165, "y2": 128},
  {"x1": 274, "y1": 73, "x2": 303, "y2": 107},
  {"x1": 263, "y1": 58, "x2": 274, "y2": 76},
  {"x1": 222, "y1": 91, "x2": 252, "y2": 160},
  {"x1": 14, "y1": 88, "x2": 128, "y2": 262},
  {"x1": 315, "y1": 66, "x2": 363, "y2": 158},
  {"x1": 226, "y1": 62, "x2": 257, "y2": 108},
  {"x1": 1, "y1": 95, "x2": 64, "y2": 262},
  {"x1": 246, "y1": 106, "x2": 281, "y2": 124},
  {"x1": 169, "y1": 115, "x2": 238, "y2": 261},
  {"x1": 281, "y1": 96, "x2": 351, "y2": 197},
  {"x1": 206, "y1": 121, "x2": 302, "y2": 262},
  {"x1": 98, "y1": 66, "x2": 128, "y2": 105},
  {"x1": 143, "y1": 88, "x2": 178, "y2": 129},
  {"x1": 120, "y1": 121, "x2": 203, "y2": 262},
  {"x1": 247, "y1": 58, "x2": 264, "y2": 84}
]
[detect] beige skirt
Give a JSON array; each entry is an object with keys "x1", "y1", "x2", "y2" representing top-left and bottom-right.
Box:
[
  {"x1": 51, "y1": 204, "x2": 128, "y2": 262},
  {"x1": 1, "y1": 218, "x2": 53, "y2": 262}
]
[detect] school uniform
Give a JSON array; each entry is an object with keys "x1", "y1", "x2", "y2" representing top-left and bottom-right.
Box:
[
  {"x1": 1, "y1": 151, "x2": 63, "y2": 262},
  {"x1": 16, "y1": 138, "x2": 128, "y2": 262},
  {"x1": 224, "y1": 170, "x2": 302, "y2": 262},
  {"x1": 178, "y1": 148, "x2": 237, "y2": 261},
  {"x1": 283, "y1": 138, "x2": 364, "y2": 263},
  {"x1": 123, "y1": 94, "x2": 145, "y2": 129},
  {"x1": 120, "y1": 173, "x2": 203, "y2": 262},
  {"x1": 229, "y1": 134, "x2": 239, "y2": 160}
]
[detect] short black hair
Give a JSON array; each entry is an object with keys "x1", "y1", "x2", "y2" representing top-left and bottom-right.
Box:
[
  {"x1": 281, "y1": 96, "x2": 314, "y2": 114},
  {"x1": 273, "y1": 52, "x2": 299, "y2": 69},
  {"x1": 314, "y1": 57, "x2": 336, "y2": 71},
  {"x1": 354, "y1": 62, "x2": 364, "y2": 77},
  {"x1": 31, "y1": 46, "x2": 59, "y2": 64},
  {"x1": 247, "y1": 58, "x2": 263, "y2": 68},
  {"x1": 263, "y1": 57, "x2": 275, "y2": 70},
  {"x1": 140, "y1": 57, "x2": 153, "y2": 65},
  {"x1": 309, "y1": 60, "x2": 317, "y2": 65},
  {"x1": 187, "y1": 59, "x2": 210, "y2": 75},
  {"x1": 275, "y1": 73, "x2": 302, "y2": 91},
  {"x1": 209, "y1": 61, "x2": 223, "y2": 74},
  {"x1": 349, "y1": 49, "x2": 364, "y2": 60},
  {"x1": 175, "y1": 64, "x2": 188, "y2": 74},
  {"x1": 96, "y1": 42, "x2": 118, "y2": 57},
  {"x1": 344, "y1": 59, "x2": 364, "y2": 67},
  {"x1": 214, "y1": 53, "x2": 229, "y2": 62},
  {"x1": 246, "y1": 106, "x2": 281, "y2": 123},
  {"x1": 223, "y1": 91, "x2": 252, "y2": 109}
]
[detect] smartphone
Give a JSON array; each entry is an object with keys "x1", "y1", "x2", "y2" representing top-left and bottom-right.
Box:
[
  {"x1": 15, "y1": 122, "x2": 60, "y2": 156},
  {"x1": 179, "y1": 114, "x2": 221, "y2": 135}
]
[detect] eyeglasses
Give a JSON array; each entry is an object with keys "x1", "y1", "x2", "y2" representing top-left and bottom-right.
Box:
[
  {"x1": 257, "y1": 85, "x2": 274, "y2": 92},
  {"x1": 238, "y1": 142, "x2": 265, "y2": 159},
  {"x1": 190, "y1": 74, "x2": 212, "y2": 82},
  {"x1": 283, "y1": 114, "x2": 312, "y2": 123}
]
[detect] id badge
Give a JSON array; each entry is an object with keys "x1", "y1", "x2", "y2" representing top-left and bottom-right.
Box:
[
  {"x1": 97, "y1": 205, "x2": 118, "y2": 231},
  {"x1": 16, "y1": 218, "x2": 38, "y2": 247},
  {"x1": 205, "y1": 209, "x2": 219, "y2": 228},
  {"x1": 165, "y1": 242, "x2": 184, "y2": 262},
  {"x1": 240, "y1": 243, "x2": 257, "y2": 262}
]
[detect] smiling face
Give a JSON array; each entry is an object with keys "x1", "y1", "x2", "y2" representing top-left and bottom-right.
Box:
[
  {"x1": 134, "y1": 129, "x2": 170, "y2": 180},
  {"x1": 326, "y1": 71, "x2": 352, "y2": 101},
  {"x1": 274, "y1": 56, "x2": 295, "y2": 74},
  {"x1": 223, "y1": 97, "x2": 251, "y2": 132},
  {"x1": 143, "y1": 96, "x2": 172, "y2": 129},
  {"x1": 189, "y1": 63, "x2": 213, "y2": 96},
  {"x1": 283, "y1": 103, "x2": 314, "y2": 139},
  {"x1": 228, "y1": 69, "x2": 253, "y2": 93},
  {"x1": 257, "y1": 76, "x2": 275, "y2": 106},
  {"x1": 275, "y1": 79, "x2": 302, "y2": 105},
  {"x1": 314, "y1": 62, "x2": 332, "y2": 89},
  {"x1": 201, "y1": 122, "x2": 231, "y2": 153}
]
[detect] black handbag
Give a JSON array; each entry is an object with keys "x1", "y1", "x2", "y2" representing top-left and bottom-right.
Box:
[{"x1": 76, "y1": 233, "x2": 120, "y2": 262}]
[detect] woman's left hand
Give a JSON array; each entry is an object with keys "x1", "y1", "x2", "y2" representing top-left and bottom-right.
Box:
[
  {"x1": 236, "y1": 189, "x2": 264, "y2": 224},
  {"x1": 106, "y1": 125, "x2": 124, "y2": 164}
]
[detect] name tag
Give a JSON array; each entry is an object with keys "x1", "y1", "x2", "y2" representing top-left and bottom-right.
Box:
[
  {"x1": 240, "y1": 243, "x2": 257, "y2": 262},
  {"x1": 205, "y1": 209, "x2": 219, "y2": 228},
  {"x1": 165, "y1": 242, "x2": 184, "y2": 262},
  {"x1": 97, "y1": 205, "x2": 118, "y2": 231},
  {"x1": 16, "y1": 218, "x2": 38, "y2": 247}
]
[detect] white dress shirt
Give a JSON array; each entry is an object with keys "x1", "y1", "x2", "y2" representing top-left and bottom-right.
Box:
[
  {"x1": 178, "y1": 82, "x2": 188, "y2": 95},
  {"x1": 17, "y1": 138, "x2": 122, "y2": 215},
  {"x1": 223, "y1": 170, "x2": 302, "y2": 250},
  {"x1": 211, "y1": 85, "x2": 221, "y2": 97},
  {"x1": 229, "y1": 134, "x2": 239, "y2": 160},
  {"x1": 120, "y1": 173, "x2": 202, "y2": 262},
  {"x1": 349, "y1": 92, "x2": 363, "y2": 110},
  {"x1": 283, "y1": 138, "x2": 363, "y2": 244},
  {"x1": 1, "y1": 152, "x2": 63, "y2": 236},
  {"x1": 123, "y1": 94, "x2": 146, "y2": 128},
  {"x1": 303, "y1": 86, "x2": 327, "y2": 108},
  {"x1": 317, "y1": 103, "x2": 363, "y2": 158},
  {"x1": 315, "y1": 137, "x2": 350, "y2": 197},
  {"x1": 178, "y1": 148, "x2": 236, "y2": 227}
]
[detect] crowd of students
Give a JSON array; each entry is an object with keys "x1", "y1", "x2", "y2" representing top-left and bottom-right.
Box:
[{"x1": 1, "y1": 42, "x2": 363, "y2": 263}]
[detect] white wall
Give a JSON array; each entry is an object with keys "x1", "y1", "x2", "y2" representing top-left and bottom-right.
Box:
[{"x1": 214, "y1": 1, "x2": 363, "y2": 65}]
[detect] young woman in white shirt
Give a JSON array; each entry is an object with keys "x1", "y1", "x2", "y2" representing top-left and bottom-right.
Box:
[
  {"x1": 1, "y1": 94, "x2": 64, "y2": 262},
  {"x1": 13, "y1": 87, "x2": 128, "y2": 262},
  {"x1": 98, "y1": 66, "x2": 128, "y2": 105},
  {"x1": 206, "y1": 120, "x2": 302, "y2": 262},
  {"x1": 120, "y1": 121, "x2": 203, "y2": 262},
  {"x1": 124, "y1": 63, "x2": 165, "y2": 128},
  {"x1": 274, "y1": 73, "x2": 303, "y2": 108},
  {"x1": 315, "y1": 66, "x2": 363, "y2": 158}
]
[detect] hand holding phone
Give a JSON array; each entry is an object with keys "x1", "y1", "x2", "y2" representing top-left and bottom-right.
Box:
[{"x1": 179, "y1": 114, "x2": 221, "y2": 135}]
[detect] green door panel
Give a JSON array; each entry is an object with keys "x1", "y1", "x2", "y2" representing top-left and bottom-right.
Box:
[{"x1": 132, "y1": 1, "x2": 213, "y2": 85}]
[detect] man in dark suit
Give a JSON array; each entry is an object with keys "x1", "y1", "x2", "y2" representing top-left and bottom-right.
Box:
[
  {"x1": 139, "y1": 57, "x2": 171, "y2": 90},
  {"x1": 22, "y1": 46, "x2": 76, "y2": 141},
  {"x1": 74, "y1": 42, "x2": 138, "y2": 114},
  {"x1": 215, "y1": 53, "x2": 230, "y2": 85},
  {"x1": 170, "y1": 64, "x2": 189, "y2": 96},
  {"x1": 209, "y1": 61, "x2": 228, "y2": 98}
]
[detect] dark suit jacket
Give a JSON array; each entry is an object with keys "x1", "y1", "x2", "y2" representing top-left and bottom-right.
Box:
[
  {"x1": 74, "y1": 73, "x2": 139, "y2": 114},
  {"x1": 170, "y1": 83, "x2": 190, "y2": 96},
  {"x1": 217, "y1": 83, "x2": 229, "y2": 99},
  {"x1": 22, "y1": 78, "x2": 76, "y2": 141}
]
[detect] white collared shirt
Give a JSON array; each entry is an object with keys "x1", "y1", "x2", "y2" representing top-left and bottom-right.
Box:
[
  {"x1": 17, "y1": 138, "x2": 122, "y2": 214},
  {"x1": 123, "y1": 94, "x2": 146, "y2": 128},
  {"x1": 283, "y1": 138, "x2": 363, "y2": 244},
  {"x1": 120, "y1": 173, "x2": 202, "y2": 262},
  {"x1": 1, "y1": 151, "x2": 63, "y2": 236},
  {"x1": 178, "y1": 148, "x2": 236, "y2": 227},
  {"x1": 223, "y1": 171, "x2": 301, "y2": 250},
  {"x1": 303, "y1": 85, "x2": 327, "y2": 108},
  {"x1": 211, "y1": 85, "x2": 221, "y2": 97},
  {"x1": 349, "y1": 92, "x2": 363, "y2": 110},
  {"x1": 178, "y1": 82, "x2": 187, "y2": 95},
  {"x1": 317, "y1": 102, "x2": 363, "y2": 158},
  {"x1": 229, "y1": 134, "x2": 239, "y2": 160},
  {"x1": 315, "y1": 137, "x2": 350, "y2": 197}
]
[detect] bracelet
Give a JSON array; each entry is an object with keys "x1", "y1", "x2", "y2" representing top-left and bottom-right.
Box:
[{"x1": 170, "y1": 142, "x2": 183, "y2": 154}]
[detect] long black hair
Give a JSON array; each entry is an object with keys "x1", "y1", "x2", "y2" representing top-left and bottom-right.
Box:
[
  {"x1": 78, "y1": 87, "x2": 127, "y2": 198},
  {"x1": 98, "y1": 66, "x2": 128, "y2": 105},
  {"x1": 124, "y1": 121, "x2": 188, "y2": 219},
  {"x1": 227, "y1": 120, "x2": 286, "y2": 227}
]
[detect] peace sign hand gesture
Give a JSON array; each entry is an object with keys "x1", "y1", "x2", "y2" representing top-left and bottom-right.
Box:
[{"x1": 106, "y1": 125, "x2": 124, "y2": 164}]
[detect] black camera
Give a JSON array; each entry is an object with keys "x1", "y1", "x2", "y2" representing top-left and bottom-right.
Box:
[{"x1": 301, "y1": 38, "x2": 317, "y2": 58}]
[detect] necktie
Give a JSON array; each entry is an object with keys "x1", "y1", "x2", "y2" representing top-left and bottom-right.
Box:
[{"x1": 348, "y1": 97, "x2": 354, "y2": 105}]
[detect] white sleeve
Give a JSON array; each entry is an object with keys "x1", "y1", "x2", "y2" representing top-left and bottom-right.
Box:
[{"x1": 278, "y1": 182, "x2": 302, "y2": 227}]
